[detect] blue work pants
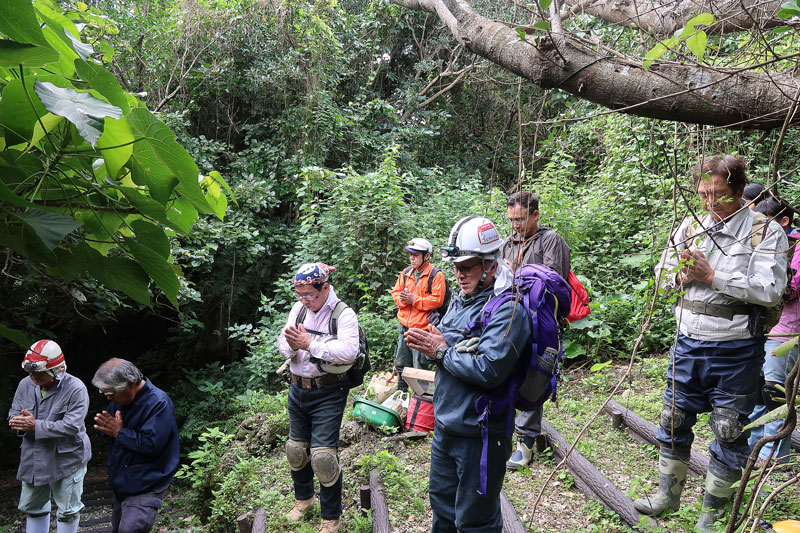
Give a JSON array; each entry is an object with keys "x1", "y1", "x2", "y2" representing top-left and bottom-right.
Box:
[
  {"x1": 288, "y1": 381, "x2": 349, "y2": 519},
  {"x1": 657, "y1": 334, "x2": 763, "y2": 470},
  {"x1": 429, "y1": 428, "x2": 512, "y2": 533}
]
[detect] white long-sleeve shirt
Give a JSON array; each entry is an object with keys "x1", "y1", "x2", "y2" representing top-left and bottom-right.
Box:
[
  {"x1": 656, "y1": 208, "x2": 788, "y2": 341},
  {"x1": 277, "y1": 287, "x2": 359, "y2": 378}
]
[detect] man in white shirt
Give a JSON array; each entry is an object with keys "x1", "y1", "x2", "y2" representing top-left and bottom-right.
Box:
[
  {"x1": 277, "y1": 263, "x2": 359, "y2": 533},
  {"x1": 634, "y1": 155, "x2": 788, "y2": 532}
]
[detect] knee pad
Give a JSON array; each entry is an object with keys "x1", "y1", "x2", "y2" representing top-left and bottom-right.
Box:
[
  {"x1": 285, "y1": 440, "x2": 310, "y2": 471},
  {"x1": 762, "y1": 383, "x2": 785, "y2": 410},
  {"x1": 310, "y1": 447, "x2": 341, "y2": 487},
  {"x1": 710, "y1": 407, "x2": 747, "y2": 448},
  {"x1": 659, "y1": 405, "x2": 692, "y2": 434}
]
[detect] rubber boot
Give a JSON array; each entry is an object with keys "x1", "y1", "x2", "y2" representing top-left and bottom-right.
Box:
[
  {"x1": 506, "y1": 435, "x2": 535, "y2": 470},
  {"x1": 56, "y1": 519, "x2": 79, "y2": 533},
  {"x1": 26, "y1": 514, "x2": 50, "y2": 533},
  {"x1": 633, "y1": 447, "x2": 690, "y2": 516},
  {"x1": 696, "y1": 457, "x2": 739, "y2": 532}
]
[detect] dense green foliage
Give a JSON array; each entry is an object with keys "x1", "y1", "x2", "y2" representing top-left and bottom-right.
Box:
[{"x1": 3, "y1": 0, "x2": 800, "y2": 528}]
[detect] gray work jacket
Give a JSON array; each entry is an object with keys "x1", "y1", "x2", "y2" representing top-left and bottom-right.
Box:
[{"x1": 9, "y1": 371, "x2": 92, "y2": 486}]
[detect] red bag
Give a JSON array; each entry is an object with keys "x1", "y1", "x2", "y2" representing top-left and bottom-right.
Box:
[
  {"x1": 404, "y1": 394, "x2": 434, "y2": 433},
  {"x1": 566, "y1": 270, "x2": 590, "y2": 322}
]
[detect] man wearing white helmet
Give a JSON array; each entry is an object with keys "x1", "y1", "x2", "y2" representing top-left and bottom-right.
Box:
[
  {"x1": 8, "y1": 340, "x2": 91, "y2": 533},
  {"x1": 277, "y1": 263, "x2": 360, "y2": 533},
  {"x1": 406, "y1": 216, "x2": 531, "y2": 533},
  {"x1": 391, "y1": 237, "x2": 448, "y2": 388}
]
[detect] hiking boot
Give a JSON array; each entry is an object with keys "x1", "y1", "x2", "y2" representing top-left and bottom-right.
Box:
[
  {"x1": 506, "y1": 436, "x2": 535, "y2": 470},
  {"x1": 319, "y1": 518, "x2": 340, "y2": 533},
  {"x1": 696, "y1": 457, "x2": 739, "y2": 532},
  {"x1": 633, "y1": 447, "x2": 690, "y2": 516},
  {"x1": 285, "y1": 495, "x2": 316, "y2": 523}
]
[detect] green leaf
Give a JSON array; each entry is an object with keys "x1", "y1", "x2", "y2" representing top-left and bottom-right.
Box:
[
  {"x1": 770, "y1": 336, "x2": 798, "y2": 358},
  {"x1": 643, "y1": 41, "x2": 670, "y2": 70},
  {"x1": 208, "y1": 170, "x2": 237, "y2": 205},
  {"x1": 75, "y1": 59, "x2": 130, "y2": 112},
  {"x1": 127, "y1": 108, "x2": 213, "y2": 215},
  {"x1": 130, "y1": 219, "x2": 170, "y2": 259},
  {"x1": 0, "y1": 78, "x2": 47, "y2": 146},
  {"x1": 17, "y1": 208, "x2": 82, "y2": 250},
  {"x1": 533, "y1": 21, "x2": 551, "y2": 30},
  {"x1": 686, "y1": 13, "x2": 715, "y2": 27},
  {"x1": 515, "y1": 28, "x2": 527, "y2": 41},
  {"x1": 62, "y1": 28, "x2": 93, "y2": 60},
  {"x1": 0, "y1": 178, "x2": 36, "y2": 208},
  {"x1": 590, "y1": 360, "x2": 612, "y2": 372},
  {"x1": 116, "y1": 186, "x2": 177, "y2": 230},
  {"x1": 0, "y1": 322, "x2": 32, "y2": 348},
  {"x1": 124, "y1": 237, "x2": 180, "y2": 308},
  {"x1": 0, "y1": 40, "x2": 59, "y2": 67},
  {"x1": 98, "y1": 117, "x2": 134, "y2": 178},
  {"x1": 34, "y1": 81, "x2": 122, "y2": 147},
  {"x1": 685, "y1": 30, "x2": 707, "y2": 61},
  {"x1": 777, "y1": 7, "x2": 800, "y2": 18},
  {"x1": 166, "y1": 196, "x2": 198, "y2": 234},
  {"x1": 28, "y1": 112, "x2": 64, "y2": 150},
  {"x1": 539, "y1": 0, "x2": 553, "y2": 11},
  {"x1": 0, "y1": 0, "x2": 51, "y2": 47}
]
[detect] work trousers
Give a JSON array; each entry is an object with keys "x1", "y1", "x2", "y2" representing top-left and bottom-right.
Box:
[
  {"x1": 429, "y1": 427, "x2": 512, "y2": 533},
  {"x1": 288, "y1": 381, "x2": 349, "y2": 519},
  {"x1": 656, "y1": 334, "x2": 763, "y2": 470},
  {"x1": 111, "y1": 478, "x2": 171, "y2": 533},
  {"x1": 19, "y1": 464, "x2": 87, "y2": 522}
]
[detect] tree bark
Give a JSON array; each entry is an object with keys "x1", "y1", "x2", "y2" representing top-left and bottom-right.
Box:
[
  {"x1": 540, "y1": 419, "x2": 657, "y2": 528},
  {"x1": 391, "y1": 0, "x2": 800, "y2": 129},
  {"x1": 370, "y1": 469, "x2": 392, "y2": 533},
  {"x1": 500, "y1": 489, "x2": 527, "y2": 533}
]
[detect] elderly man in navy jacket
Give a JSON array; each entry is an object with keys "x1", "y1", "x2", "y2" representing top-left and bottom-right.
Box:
[{"x1": 93, "y1": 358, "x2": 180, "y2": 533}]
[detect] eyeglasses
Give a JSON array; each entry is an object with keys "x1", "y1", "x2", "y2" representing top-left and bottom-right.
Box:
[
  {"x1": 98, "y1": 389, "x2": 116, "y2": 398},
  {"x1": 452, "y1": 262, "x2": 483, "y2": 275},
  {"x1": 294, "y1": 291, "x2": 318, "y2": 301},
  {"x1": 508, "y1": 217, "x2": 529, "y2": 225}
]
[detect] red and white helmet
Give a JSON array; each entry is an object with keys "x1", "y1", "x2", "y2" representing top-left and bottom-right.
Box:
[
  {"x1": 441, "y1": 216, "x2": 502, "y2": 263},
  {"x1": 23, "y1": 339, "x2": 65, "y2": 376}
]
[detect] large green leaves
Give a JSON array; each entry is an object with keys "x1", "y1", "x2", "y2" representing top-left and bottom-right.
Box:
[
  {"x1": 0, "y1": 0, "x2": 51, "y2": 47},
  {"x1": 17, "y1": 208, "x2": 82, "y2": 250},
  {"x1": 0, "y1": 40, "x2": 59, "y2": 67},
  {"x1": 34, "y1": 81, "x2": 122, "y2": 146}
]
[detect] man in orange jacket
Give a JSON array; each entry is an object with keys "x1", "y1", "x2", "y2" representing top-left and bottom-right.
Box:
[{"x1": 391, "y1": 238, "x2": 448, "y2": 390}]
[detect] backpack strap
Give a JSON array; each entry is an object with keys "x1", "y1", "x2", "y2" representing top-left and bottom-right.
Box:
[
  {"x1": 427, "y1": 266, "x2": 440, "y2": 294},
  {"x1": 751, "y1": 211, "x2": 769, "y2": 248},
  {"x1": 401, "y1": 266, "x2": 413, "y2": 290},
  {"x1": 294, "y1": 301, "x2": 348, "y2": 337}
]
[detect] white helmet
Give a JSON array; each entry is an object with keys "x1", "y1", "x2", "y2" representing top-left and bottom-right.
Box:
[
  {"x1": 441, "y1": 216, "x2": 502, "y2": 263},
  {"x1": 404, "y1": 238, "x2": 433, "y2": 254},
  {"x1": 23, "y1": 339, "x2": 65, "y2": 377}
]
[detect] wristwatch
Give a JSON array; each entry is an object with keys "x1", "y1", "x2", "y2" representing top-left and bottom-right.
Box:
[{"x1": 433, "y1": 346, "x2": 447, "y2": 364}]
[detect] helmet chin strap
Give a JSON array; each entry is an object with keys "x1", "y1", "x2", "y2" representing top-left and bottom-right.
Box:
[{"x1": 469, "y1": 257, "x2": 496, "y2": 296}]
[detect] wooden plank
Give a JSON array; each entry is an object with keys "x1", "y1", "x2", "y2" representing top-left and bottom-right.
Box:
[
  {"x1": 540, "y1": 420, "x2": 656, "y2": 529},
  {"x1": 500, "y1": 489, "x2": 526, "y2": 533},
  {"x1": 401, "y1": 367, "x2": 435, "y2": 395},
  {"x1": 360, "y1": 485, "x2": 371, "y2": 516},
  {"x1": 605, "y1": 400, "x2": 709, "y2": 477},
  {"x1": 382, "y1": 430, "x2": 430, "y2": 442},
  {"x1": 369, "y1": 469, "x2": 392, "y2": 533},
  {"x1": 251, "y1": 507, "x2": 267, "y2": 533}
]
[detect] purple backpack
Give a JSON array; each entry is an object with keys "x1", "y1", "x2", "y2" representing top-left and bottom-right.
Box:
[{"x1": 470, "y1": 264, "x2": 571, "y2": 495}]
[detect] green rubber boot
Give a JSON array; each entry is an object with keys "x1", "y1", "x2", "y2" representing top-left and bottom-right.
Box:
[
  {"x1": 695, "y1": 457, "x2": 739, "y2": 532},
  {"x1": 633, "y1": 447, "x2": 690, "y2": 516}
]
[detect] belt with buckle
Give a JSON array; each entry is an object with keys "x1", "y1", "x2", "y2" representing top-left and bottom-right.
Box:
[
  {"x1": 291, "y1": 372, "x2": 347, "y2": 390},
  {"x1": 679, "y1": 299, "x2": 750, "y2": 320}
]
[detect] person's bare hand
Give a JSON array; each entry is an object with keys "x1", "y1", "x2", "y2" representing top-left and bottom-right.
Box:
[
  {"x1": 9, "y1": 409, "x2": 35, "y2": 432},
  {"x1": 284, "y1": 324, "x2": 312, "y2": 351},
  {"x1": 405, "y1": 326, "x2": 446, "y2": 358},
  {"x1": 399, "y1": 290, "x2": 415, "y2": 304},
  {"x1": 94, "y1": 410, "x2": 123, "y2": 438},
  {"x1": 680, "y1": 249, "x2": 715, "y2": 284}
]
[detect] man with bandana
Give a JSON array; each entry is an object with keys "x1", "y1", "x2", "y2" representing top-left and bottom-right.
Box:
[
  {"x1": 9, "y1": 340, "x2": 91, "y2": 533},
  {"x1": 406, "y1": 216, "x2": 531, "y2": 533},
  {"x1": 277, "y1": 263, "x2": 360, "y2": 533}
]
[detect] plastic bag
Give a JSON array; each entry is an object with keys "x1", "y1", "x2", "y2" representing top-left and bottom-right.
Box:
[{"x1": 366, "y1": 371, "x2": 398, "y2": 404}]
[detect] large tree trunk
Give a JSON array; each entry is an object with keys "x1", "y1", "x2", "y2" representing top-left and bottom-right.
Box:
[{"x1": 392, "y1": 0, "x2": 800, "y2": 130}]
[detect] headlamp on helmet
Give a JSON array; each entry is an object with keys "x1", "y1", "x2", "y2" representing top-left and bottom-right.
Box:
[{"x1": 22, "y1": 339, "x2": 65, "y2": 376}]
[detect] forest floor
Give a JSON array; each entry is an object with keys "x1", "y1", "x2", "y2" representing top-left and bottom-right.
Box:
[{"x1": 1, "y1": 354, "x2": 798, "y2": 532}]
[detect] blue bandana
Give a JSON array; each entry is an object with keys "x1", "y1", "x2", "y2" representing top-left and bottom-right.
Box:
[{"x1": 294, "y1": 263, "x2": 335, "y2": 286}]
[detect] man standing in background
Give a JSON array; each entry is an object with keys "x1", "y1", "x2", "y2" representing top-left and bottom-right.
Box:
[{"x1": 500, "y1": 190, "x2": 571, "y2": 470}]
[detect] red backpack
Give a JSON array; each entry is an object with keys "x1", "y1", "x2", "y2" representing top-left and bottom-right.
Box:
[{"x1": 566, "y1": 270, "x2": 590, "y2": 322}]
